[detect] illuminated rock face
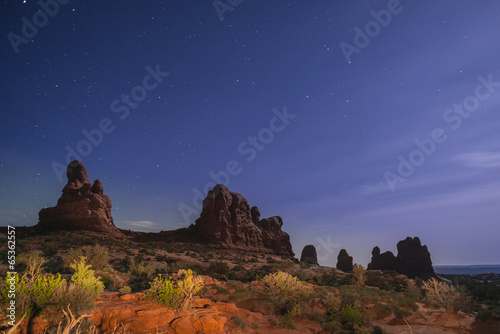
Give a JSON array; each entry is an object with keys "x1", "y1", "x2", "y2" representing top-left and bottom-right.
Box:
[
  {"x1": 191, "y1": 184, "x2": 294, "y2": 256},
  {"x1": 38, "y1": 160, "x2": 122, "y2": 238}
]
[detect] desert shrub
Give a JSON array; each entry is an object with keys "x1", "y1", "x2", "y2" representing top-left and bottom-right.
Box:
[
  {"x1": 300, "y1": 262, "x2": 311, "y2": 269},
  {"x1": 340, "y1": 304, "x2": 364, "y2": 328},
  {"x1": 322, "y1": 293, "x2": 342, "y2": 314},
  {"x1": 189, "y1": 265, "x2": 205, "y2": 275},
  {"x1": 69, "y1": 257, "x2": 105, "y2": 300},
  {"x1": 394, "y1": 306, "x2": 412, "y2": 319},
  {"x1": 280, "y1": 303, "x2": 299, "y2": 329},
  {"x1": 232, "y1": 316, "x2": 248, "y2": 328},
  {"x1": 119, "y1": 286, "x2": 132, "y2": 294},
  {"x1": 301, "y1": 304, "x2": 324, "y2": 322},
  {"x1": 365, "y1": 272, "x2": 392, "y2": 290},
  {"x1": 232, "y1": 264, "x2": 245, "y2": 272},
  {"x1": 99, "y1": 273, "x2": 115, "y2": 289},
  {"x1": 208, "y1": 261, "x2": 230, "y2": 277},
  {"x1": 372, "y1": 326, "x2": 387, "y2": 334},
  {"x1": 129, "y1": 261, "x2": 156, "y2": 279},
  {"x1": 405, "y1": 279, "x2": 423, "y2": 300},
  {"x1": 422, "y1": 278, "x2": 471, "y2": 314},
  {"x1": 256, "y1": 271, "x2": 308, "y2": 310},
  {"x1": 215, "y1": 285, "x2": 230, "y2": 294},
  {"x1": 373, "y1": 303, "x2": 393, "y2": 319},
  {"x1": 353, "y1": 265, "x2": 366, "y2": 287},
  {"x1": 339, "y1": 285, "x2": 381, "y2": 308},
  {"x1": 321, "y1": 269, "x2": 340, "y2": 286},
  {"x1": 322, "y1": 319, "x2": 341, "y2": 333},
  {"x1": 147, "y1": 269, "x2": 203, "y2": 310},
  {"x1": 228, "y1": 289, "x2": 251, "y2": 302},
  {"x1": 466, "y1": 281, "x2": 500, "y2": 303},
  {"x1": 227, "y1": 280, "x2": 244, "y2": 289},
  {"x1": 0, "y1": 255, "x2": 103, "y2": 321},
  {"x1": 63, "y1": 244, "x2": 109, "y2": 271}
]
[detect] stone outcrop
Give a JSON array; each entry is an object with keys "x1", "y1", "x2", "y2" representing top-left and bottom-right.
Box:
[
  {"x1": 395, "y1": 237, "x2": 435, "y2": 279},
  {"x1": 300, "y1": 245, "x2": 318, "y2": 265},
  {"x1": 367, "y1": 246, "x2": 396, "y2": 271},
  {"x1": 250, "y1": 206, "x2": 260, "y2": 224},
  {"x1": 189, "y1": 184, "x2": 294, "y2": 256},
  {"x1": 336, "y1": 249, "x2": 353, "y2": 272},
  {"x1": 368, "y1": 237, "x2": 435, "y2": 279},
  {"x1": 38, "y1": 161, "x2": 122, "y2": 238}
]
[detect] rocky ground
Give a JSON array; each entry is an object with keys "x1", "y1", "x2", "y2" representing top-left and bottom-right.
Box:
[{"x1": 1, "y1": 230, "x2": 497, "y2": 334}]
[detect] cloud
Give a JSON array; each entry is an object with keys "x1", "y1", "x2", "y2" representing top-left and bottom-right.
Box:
[
  {"x1": 452, "y1": 151, "x2": 500, "y2": 168},
  {"x1": 122, "y1": 220, "x2": 159, "y2": 230}
]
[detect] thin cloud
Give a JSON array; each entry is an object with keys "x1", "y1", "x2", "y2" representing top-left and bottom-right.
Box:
[
  {"x1": 122, "y1": 220, "x2": 159, "y2": 230},
  {"x1": 452, "y1": 151, "x2": 500, "y2": 168}
]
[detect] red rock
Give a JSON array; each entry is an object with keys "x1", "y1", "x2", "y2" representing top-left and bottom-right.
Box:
[
  {"x1": 395, "y1": 237, "x2": 435, "y2": 279},
  {"x1": 336, "y1": 249, "x2": 353, "y2": 272},
  {"x1": 38, "y1": 161, "x2": 122, "y2": 237},
  {"x1": 171, "y1": 317, "x2": 196, "y2": 334},
  {"x1": 300, "y1": 245, "x2": 318, "y2": 265},
  {"x1": 189, "y1": 184, "x2": 294, "y2": 256}
]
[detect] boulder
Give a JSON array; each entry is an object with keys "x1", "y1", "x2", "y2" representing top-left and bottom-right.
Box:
[
  {"x1": 300, "y1": 245, "x2": 318, "y2": 265},
  {"x1": 38, "y1": 161, "x2": 122, "y2": 238},
  {"x1": 336, "y1": 249, "x2": 353, "y2": 272}
]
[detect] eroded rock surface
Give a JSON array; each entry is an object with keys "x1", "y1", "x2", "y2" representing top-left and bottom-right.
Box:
[{"x1": 38, "y1": 161, "x2": 122, "y2": 237}]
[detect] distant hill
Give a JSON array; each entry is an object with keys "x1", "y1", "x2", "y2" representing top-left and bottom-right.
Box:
[{"x1": 434, "y1": 265, "x2": 500, "y2": 275}]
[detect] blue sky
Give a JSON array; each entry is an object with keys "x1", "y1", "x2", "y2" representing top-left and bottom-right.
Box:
[{"x1": 1, "y1": 1, "x2": 499, "y2": 266}]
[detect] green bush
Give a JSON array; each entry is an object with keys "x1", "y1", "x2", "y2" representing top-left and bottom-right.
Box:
[
  {"x1": 257, "y1": 271, "x2": 307, "y2": 310},
  {"x1": 119, "y1": 286, "x2": 132, "y2": 295},
  {"x1": 340, "y1": 304, "x2": 364, "y2": 328},
  {"x1": 31, "y1": 274, "x2": 66, "y2": 307},
  {"x1": 372, "y1": 325, "x2": 386, "y2": 334},
  {"x1": 232, "y1": 316, "x2": 248, "y2": 328},
  {"x1": 208, "y1": 261, "x2": 230, "y2": 276},
  {"x1": 148, "y1": 269, "x2": 203, "y2": 310},
  {"x1": 0, "y1": 255, "x2": 104, "y2": 321},
  {"x1": 64, "y1": 244, "x2": 109, "y2": 271},
  {"x1": 280, "y1": 303, "x2": 299, "y2": 329},
  {"x1": 70, "y1": 257, "x2": 105, "y2": 300}
]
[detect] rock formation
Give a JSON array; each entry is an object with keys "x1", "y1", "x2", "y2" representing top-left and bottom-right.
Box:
[
  {"x1": 189, "y1": 184, "x2": 294, "y2": 256},
  {"x1": 367, "y1": 246, "x2": 396, "y2": 271},
  {"x1": 300, "y1": 245, "x2": 318, "y2": 265},
  {"x1": 336, "y1": 249, "x2": 353, "y2": 272},
  {"x1": 395, "y1": 237, "x2": 435, "y2": 279},
  {"x1": 38, "y1": 161, "x2": 122, "y2": 237},
  {"x1": 368, "y1": 237, "x2": 435, "y2": 279},
  {"x1": 250, "y1": 206, "x2": 260, "y2": 224}
]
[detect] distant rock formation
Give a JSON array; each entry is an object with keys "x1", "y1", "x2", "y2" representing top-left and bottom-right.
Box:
[
  {"x1": 189, "y1": 184, "x2": 294, "y2": 256},
  {"x1": 38, "y1": 161, "x2": 122, "y2": 237},
  {"x1": 367, "y1": 246, "x2": 396, "y2": 271},
  {"x1": 336, "y1": 249, "x2": 353, "y2": 272},
  {"x1": 300, "y1": 245, "x2": 318, "y2": 265},
  {"x1": 368, "y1": 237, "x2": 435, "y2": 279},
  {"x1": 395, "y1": 237, "x2": 435, "y2": 279}
]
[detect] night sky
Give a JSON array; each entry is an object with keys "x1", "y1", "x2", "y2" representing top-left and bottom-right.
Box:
[{"x1": 1, "y1": 1, "x2": 499, "y2": 267}]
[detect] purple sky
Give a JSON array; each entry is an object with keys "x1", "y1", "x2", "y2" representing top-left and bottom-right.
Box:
[{"x1": 1, "y1": 1, "x2": 499, "y2": 266}]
